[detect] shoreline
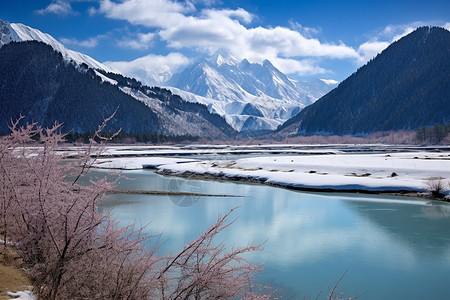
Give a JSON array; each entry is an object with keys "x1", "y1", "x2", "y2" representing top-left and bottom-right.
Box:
[
  {"x1": 156, "y1": 169, "x2": 444, "y2": 201},
  {"x1": 91, "y1": 146, "x2": 450, "y2": 203}
]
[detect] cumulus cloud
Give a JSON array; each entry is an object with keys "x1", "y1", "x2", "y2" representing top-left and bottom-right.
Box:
[
  {"x1": 355, "y1": 21, "x2": 449, "y2": 65},
  {"x1": 97, "y1": 0, "x2": 191, "y2": 28},
  {"x1": 96, "y1": 0, "x2": 360, "y2": 77},
  {"x1": 93, "y1": 0, "x2": 450, "y2": 79},
  {"x1": 245, "y1": 26, "x2": 357, "y2": 59},
  {"x1": 36, "y1": 0, "x2": 450, "y2": 80},
  {"x1": 289, "y1": 21, "x2": 321, "y2": 38},
  {"x1": 271, "y1": 58, "x2": 327, "y2": 76},
  {"x1": 118, "y1": 32, "x2": 156, "y2": 50},
  {"x1": 60, "y1": 36, "x2": 100, "y2": 48},
  {"x1": 104, "y1": 53, "x2": 190, "y2": 85},
  {"x1": 357, "y1": 41, "x2": 390, "y2": 64},
  {"x1": 356, "y1": 23, "x2": 426, "y2": 64},
  {"x1": 60, "y1": 32, "x2": 110, "y2": 48},
  {"x1": 36, "y1": 0, "x2": 76, "y2": 16},
  {"x1": 190, "y1": 0, "x2": 222, "y2": 6}
]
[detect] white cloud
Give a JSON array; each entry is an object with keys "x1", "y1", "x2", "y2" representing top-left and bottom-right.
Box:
[
  {"x1": 271, "y1": 57, "x2": 327, "y2": 76},
  {"x1": 356, "y1": 23, "x2": 428, "y2": 65},
  {"x1": 95, "y1": 1, "x2": 450, "y2": 79},
  {"x1": 289, "y1": 21, "x2": 321, "y2": 38},
  {"x1": 245, "y1": 26, "x2": 357, "y2": 59},
  {"x1": 96, "y1": 0, "x2": 358, "y2": 77},
  {"x1": 158, "y1": 9, "x2": 249, "y2": 51},
  {"x1": 206, "y1": 7, "x2": 253, "y2": 24},
  {"x1": 190, "y1": 0, "x2": 222, "y2": 6},
  {"x1": 320, "y1": 79, "x2": 339, "y2": 85},
  {"x1": 60, "y1": 32, "x2": 110, "y2": 48},
  {"x1": 118, "y1": 32, "x2": 156, "y2": 50},
  {"x1": 378, "y1": 23, "x2": 422, "y2": 40},
  {"x1": 97, "y1": 0, "x2": 191, "y2": 28},
  {"x1": 391, "y1": 27, "x2": 415, "y2": 42},
  {"x1": 138, "y1": 32, "x2": 155, "y2": 44},
  {"x1": 60, "y1": 36, "x2": 100, "y2": 48},
  {"x1": 104, "y1": 53, "x2": 190, "y2": 85},
  {"x1": 36, "y1": 0, "x2": 76, "y2": 16},
  {"x1": 87, "y1": 6, "x2": 97, "y2": 16},
  {"x1": 357, "y1": 41, "x2": 390, "y2": 64}
]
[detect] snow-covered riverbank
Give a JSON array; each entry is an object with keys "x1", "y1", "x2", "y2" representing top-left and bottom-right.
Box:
[{"x1": 93, "y1": 145, "x2": 450, "y2": 197}]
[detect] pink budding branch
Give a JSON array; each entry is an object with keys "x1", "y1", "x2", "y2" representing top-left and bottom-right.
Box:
[{"x1": 0, "y1": 117, "x2": 270, "y2": 299}]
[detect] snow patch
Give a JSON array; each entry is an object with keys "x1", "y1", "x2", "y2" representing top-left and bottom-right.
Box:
[
  {"x1": 7, "y1": 291, "x2": 37, "y2": 300},
  {"x1": 320, "y1": 78, "x2": 339, "y2": 85},
  {"x1": 94, "y1": 70, "x2": 118, "y2": 85},
  {"x1": 89, "y1": 146, "x2": 450, "y2": 195}
]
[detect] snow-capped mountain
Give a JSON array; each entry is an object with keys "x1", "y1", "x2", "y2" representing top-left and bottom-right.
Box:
[
  {"x1": 103, "y1": 48, "x2": 337, "y2": 132},
  {"x1": 165, "y1": 50, "x2": 337, "y2": 132},
  {"x1": 0, "y1": 20, "x2": 113, "y2": 73},
  {"x1": 0, "y1": 20, "x2": 236, "y2": 139},
  {"x1": 0, "y1": 19, "x2": 337, "y2": 134}
]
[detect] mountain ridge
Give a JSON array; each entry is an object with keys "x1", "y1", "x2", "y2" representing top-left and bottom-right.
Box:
[
  {"x1": 0, "y1": 19, "x2": 114, "y2": 73},
  {"x1": 277, "y1": 26, "x2": 450, "y2": 137},
  {"x1": 0, "y1": 41, "x2": 236, "y2": 139},
  {"x1": 166, "y1": 50, "x2": 337, "y2": 132},
  {"x1": 0, "y1": 19, "x2": 237, "y2": 139}
]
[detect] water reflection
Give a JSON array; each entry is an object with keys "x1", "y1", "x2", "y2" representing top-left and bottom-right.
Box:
[
  {"x1": 97, "y1": 169, "x2": 450, "y2": 299},
  {"x1": 344, "y1": 198, "x2": 450, "y2": 258}
]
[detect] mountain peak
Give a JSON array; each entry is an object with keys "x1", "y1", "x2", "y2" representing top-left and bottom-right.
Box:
[
  {"x1": 0, "y1": 19, "x2": 114, "y2": 73},
  {"x1": 262, "y1": 59, "x2": 274, "y2": 68},
  {"x1": 208, "y1": 49, "x2": 239, "y2": 67},
  {"x1": 169, "y1": 50, "x2": 335, "y2": 132}
]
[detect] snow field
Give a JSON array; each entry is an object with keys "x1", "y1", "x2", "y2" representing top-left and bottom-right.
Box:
[{"x1": 94, "y1": 148, "x2": 450, "y2": 194}]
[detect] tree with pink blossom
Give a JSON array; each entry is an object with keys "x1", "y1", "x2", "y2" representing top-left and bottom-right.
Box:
[{"x1": 0, "y1": 118, "x2": 269, "y2": 299}]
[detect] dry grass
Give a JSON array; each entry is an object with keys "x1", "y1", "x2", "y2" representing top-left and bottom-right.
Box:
[
  {"x1": 0, "y1": 246, "x2": 32, "y2": 300},
  {"x1": 425, "y1": 177, "x2": 447, "y2": 198}
]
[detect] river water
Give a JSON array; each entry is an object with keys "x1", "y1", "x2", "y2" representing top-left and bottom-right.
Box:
[{"x1": 96, "y1": 168, "x2": 450, "y2": 299}]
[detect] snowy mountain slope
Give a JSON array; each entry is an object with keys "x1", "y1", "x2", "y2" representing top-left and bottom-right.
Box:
[
  {"x1": 168, "y1": 51, "x2": 310, "y2": 104},
  {"x1": 117, "y1": 86, "x2": 235, "y2": 137},
  {"x1": 0, "y1": 19, "x2": 114, "y2": 73},
  {"x1": 167, "y1": 86, "x2": 301, "y2": 132},
  {"x1": 0, "y1": 19, "x2": 337, "y2": 134},
  {"x1": 103, "y1": 49, "x2": 337, "y2": 132},
  {"x1": 0, "y1": 20, "x2": 239, "y2": 138},
  {"x1": 166, "y1": 51, "x2": 337, "y2": 132}
]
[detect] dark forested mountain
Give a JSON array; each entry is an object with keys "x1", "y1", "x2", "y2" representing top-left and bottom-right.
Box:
[
  {"x1": 0, "y1": 41, "x2": 236, "y2": 139},
  {"x1": 277, "y1": 27, "x2": 450, "y2": 136}
]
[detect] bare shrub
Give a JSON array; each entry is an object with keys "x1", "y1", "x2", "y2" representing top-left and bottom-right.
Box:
[
  {"x1": 425, "y1": 177, "x2": 447, "y2": 198},
  {"x1": 157, "y1": 208, "x2": 268, "y2": 299}
]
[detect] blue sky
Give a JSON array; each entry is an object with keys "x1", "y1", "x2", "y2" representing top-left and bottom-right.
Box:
[{"x1": 1, "y1": 0, "x2": 449, "y2": 82}]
